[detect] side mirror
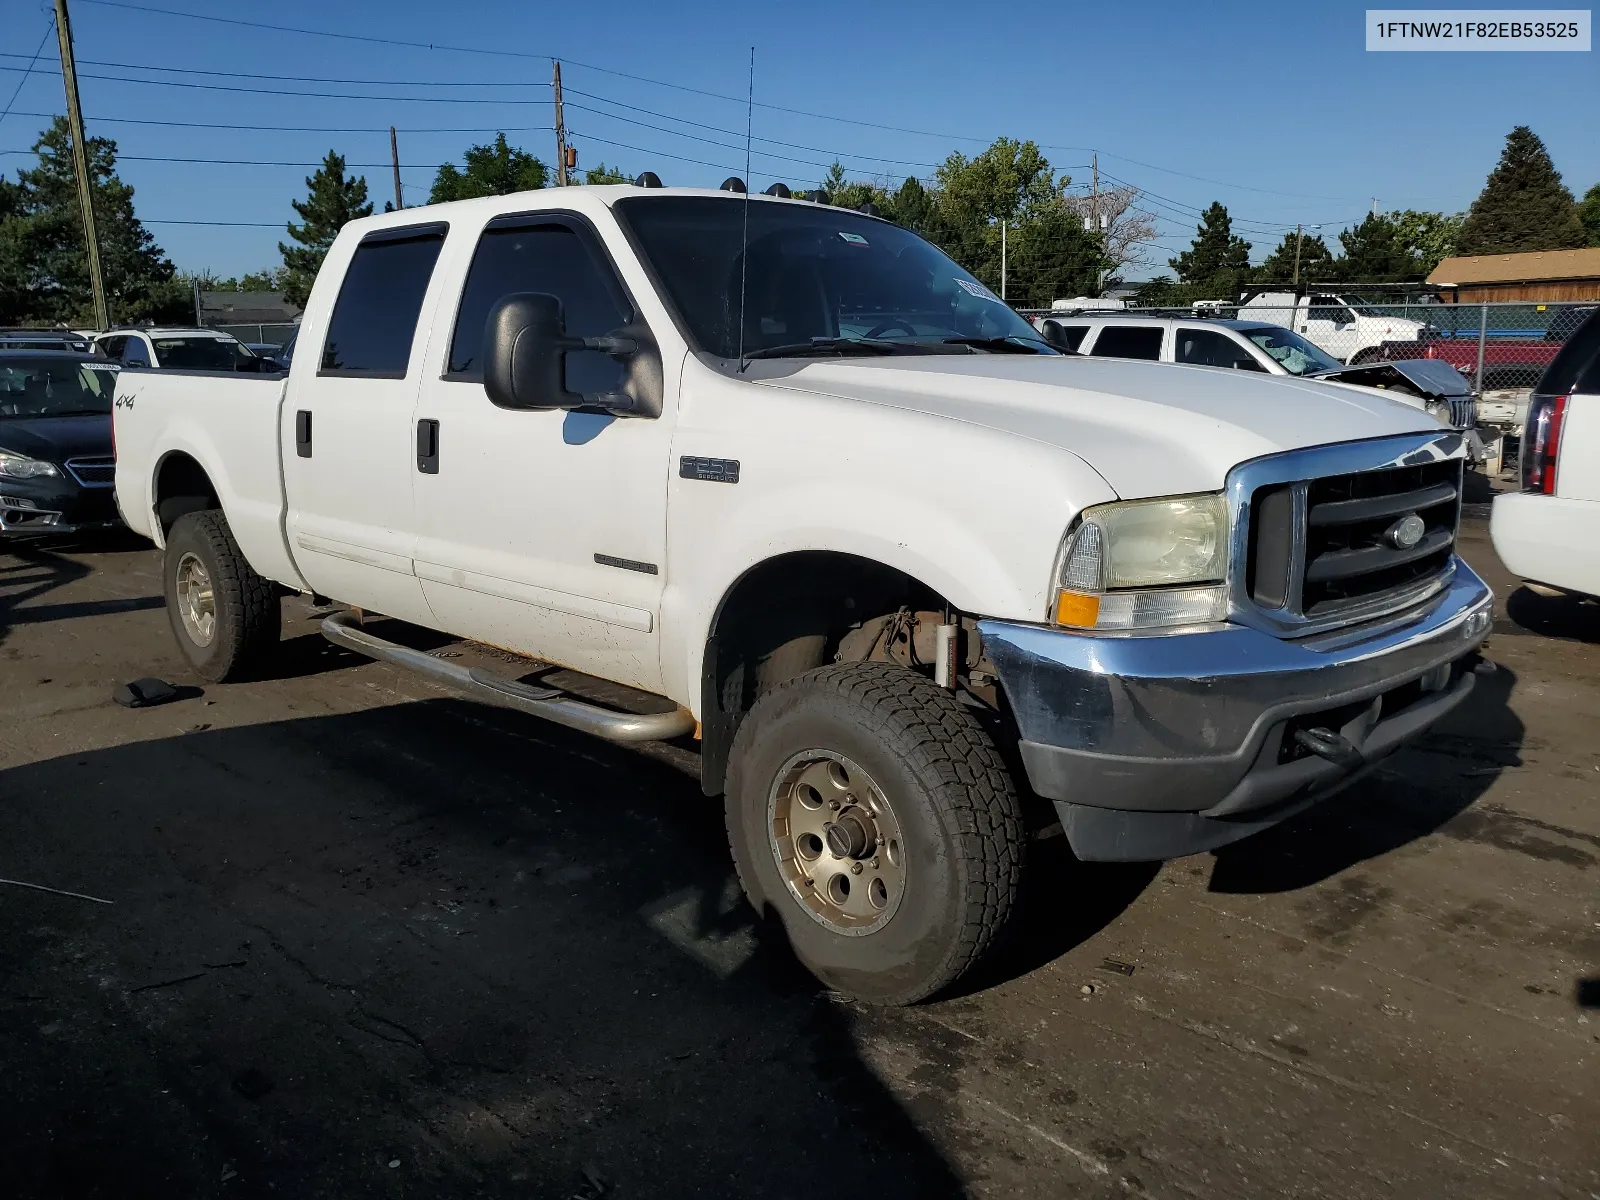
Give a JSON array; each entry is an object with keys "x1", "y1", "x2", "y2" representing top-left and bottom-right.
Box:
[
  {"x1": 483, "y1": 292, "x2": 656, "y2": 416},
  {"x1": 1037, "y1": 320, "x2": 1078, "y2": 354}
]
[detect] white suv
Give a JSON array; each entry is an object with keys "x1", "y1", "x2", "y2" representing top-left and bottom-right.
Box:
[
  {"x1": 93, "y1": 327, "x2": 265, "y2": 372},
  {"x1": 1036, "y1": 313, "x2": 1477, "y2": 432}
]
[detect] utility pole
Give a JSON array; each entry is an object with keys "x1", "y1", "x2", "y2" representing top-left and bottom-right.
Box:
[
  {"x1": 553, "y1": 61, "x2": 570, "y2": 186},
  {"x1": 1090, "y1": 151, "x2": 1099, "y2": 233},
  {"x1": 1292, "y1": 223, "x2": 1304, "y2": 285},
  {"x1": 389, "y1": 126, "x2": 403, "y2": 210},
  {"x1": 53, "y1": 0, "x2": 108, "y2": 330},
  {"x1": 1000, "y1": 220, "x2": 1007, "y2": 300}
]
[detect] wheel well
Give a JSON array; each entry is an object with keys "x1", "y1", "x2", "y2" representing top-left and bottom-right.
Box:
[
  {"x1": 153, "y1": 452, "x2": 220, "y2": 535},
  {"x1": 699, "y1": 551, "x2": 949, "y2": 797}
]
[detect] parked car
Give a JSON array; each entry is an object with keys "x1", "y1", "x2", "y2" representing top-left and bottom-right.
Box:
[
  {"x1": 113, "y1": 186, "x2": 1493, "y2": 1005},
  {"x1": 1489, "y1": 308, "x2": 1600, "y2": 599},
  {"x1": 1033, "y1": 313, "x2": 1479, "y2": 433},
  {"x1": 245, "y1": 342, "x2": 288, "y2": 367},
  {"x1": 92, "y1": 327, "x2": 278, "y2": 372},
  {"x1": 1238, "y1": 290, "x2": 1430, "y2": 362},
  {"x1": 0, "y1": 328, "x2": 95, "y2": 354},
  {"x1": 0, "y1": 350, "x2": 121, "y2": 537}
]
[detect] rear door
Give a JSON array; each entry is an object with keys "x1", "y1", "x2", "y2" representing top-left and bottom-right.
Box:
[{"x1": 281, "y1": 222, "x2": 448, "y2": 625}]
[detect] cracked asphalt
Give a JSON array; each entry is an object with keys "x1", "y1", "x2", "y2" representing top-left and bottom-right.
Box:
[{"x1": 0, "y1": 514, "x2": 1596, "y2": 1199}]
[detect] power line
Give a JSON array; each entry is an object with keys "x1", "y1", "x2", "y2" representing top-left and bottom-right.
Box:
[
  {"x1": 0, "y1": 63, "x2": 554, "y2": 106},
  {"x1": 0, "y1": 49, "x2": 549, "y2": 90},
  {"x1": 7, "y1": 110, "x2": 551, "y2": 135},
  {"x1": 0, "y1": 20, "x2": 55, "y2": 131}
]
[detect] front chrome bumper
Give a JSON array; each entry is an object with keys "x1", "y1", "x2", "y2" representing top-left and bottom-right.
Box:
[{"x1": 979, "y1": 559, "x2": 1494, "y2": 862}]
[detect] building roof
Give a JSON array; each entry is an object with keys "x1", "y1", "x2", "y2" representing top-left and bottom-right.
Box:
[
  {"x1": 198, "y1": 290, "x2": 302, "y2": 325},
  {"x1": 1427, "y1": 248, "x2": 1600, "y2": 287}
]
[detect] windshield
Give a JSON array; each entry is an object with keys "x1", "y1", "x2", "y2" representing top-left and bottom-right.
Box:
[
  {"x1": 152, "y1": 336, "x2": 256, "y2": 370},
  {"x1": 1240, "y1": 326, "x2": 1344, "y2": 375},
  {"x1": 0, "y1": 358, "x2": 117, "y2": 416},
  {"x1": 616, "y1": 197, "x2": 1053, "y2": 358}
]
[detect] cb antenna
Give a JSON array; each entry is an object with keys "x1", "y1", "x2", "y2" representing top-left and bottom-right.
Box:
[{"x1": 737, "y1": 46, "x2": 754, "y2": 372}]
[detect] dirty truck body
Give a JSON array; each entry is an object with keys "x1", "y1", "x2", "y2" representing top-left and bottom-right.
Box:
[{"x1": 113, "y1": 187, "x2": 1494, "y2": 1004}]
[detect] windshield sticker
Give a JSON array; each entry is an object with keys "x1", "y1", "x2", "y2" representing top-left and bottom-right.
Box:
[
  {"x1": 838, "y1": 231, "x2": 869, "y2": 245},
  {"x1": 955, "y1": 278, "x2": 1005, "y2": 304}
]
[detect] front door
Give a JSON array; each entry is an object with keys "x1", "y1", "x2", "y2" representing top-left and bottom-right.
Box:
[
  {"x1": 409, "y1": 211, "x2": 676, "y2": 693},
  {"x1": 282, "y1": 222, "x2": 448, "y2": 626}
]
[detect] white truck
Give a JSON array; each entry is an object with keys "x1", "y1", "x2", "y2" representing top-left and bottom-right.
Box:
[
  {"x1": 1490, "y1": 309, "x2": 1600, "y2": 598},
  {"x1": 112, "y1": 185, "x2": 1494, "y2": 1005},
  {"x1": 1239, "y1": 291, "x2": 1429, "y2": 363}
]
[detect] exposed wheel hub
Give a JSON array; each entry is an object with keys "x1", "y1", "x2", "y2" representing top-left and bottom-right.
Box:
[
  {"x1": 768, "y1": 750, "x2": 905, "y2": 935},
  {"x1": 174, "y1": 552, "x2": 216, "y2": 647}
]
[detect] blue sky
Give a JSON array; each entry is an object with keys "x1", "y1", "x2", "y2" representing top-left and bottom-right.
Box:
[{"x1": 1, "y1": 0, "x2": 1596, "y2": 279}]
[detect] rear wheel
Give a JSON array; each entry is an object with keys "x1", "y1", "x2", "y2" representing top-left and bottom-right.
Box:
[
  {"x1": 726, "y1": 662, "x2": 1023, "y2": 1005},
  {"x1": 163, "y1": 510, "x2": 280, "y2": 682}
]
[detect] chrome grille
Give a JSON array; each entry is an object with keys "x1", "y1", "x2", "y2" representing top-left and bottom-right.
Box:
[
  {"x1": 1449, "y1": 397, "x2": 1474, "y2": 429},
  {"x1": 1231, "y1": 433, "x2": 1467, "y2": 638},
  {"x1": 65, "y1": 455, "x2": 115, "y2": 488}
]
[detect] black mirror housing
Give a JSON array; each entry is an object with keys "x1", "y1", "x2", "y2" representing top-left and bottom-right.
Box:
[
  {"x1": 483, "y1": 292, "x2": 664, "y2": 418},
  {"x1": 484, "y1": 293, "x2": 580, "y2": 411}
]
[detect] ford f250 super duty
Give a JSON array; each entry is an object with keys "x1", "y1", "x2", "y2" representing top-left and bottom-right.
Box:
[{"x1": 112, "y1": 184, "x2": 1494, "y2": 1005}]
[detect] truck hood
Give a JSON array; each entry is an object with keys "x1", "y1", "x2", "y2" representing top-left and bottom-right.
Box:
[{"x1": 758, "y1": 354, "x2": 1439, "y2": 499}]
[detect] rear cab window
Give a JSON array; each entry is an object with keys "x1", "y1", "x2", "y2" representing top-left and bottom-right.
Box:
[
  {"x1": 1088, "y1": 325, "x2": 1164, "y2": 361},
  {"x1": 321, "y1": 223, "x2": 449, "y2": 377}
]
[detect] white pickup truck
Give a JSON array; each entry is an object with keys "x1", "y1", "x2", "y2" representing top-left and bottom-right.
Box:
[
  {"x1": 112, "y1": 185, "x2": 1494, "y2": 1004},
  {"x1": 1239, "y1": 291, "x2": 1430, "y2": 363}
]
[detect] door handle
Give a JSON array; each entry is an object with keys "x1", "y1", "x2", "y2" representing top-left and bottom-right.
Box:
[
  {"x1": 417, "y1": 418, "x2": 439, "y2": 474},
  {"x1": 295, "y1": 409, "x2": 312, "y2": 457}
]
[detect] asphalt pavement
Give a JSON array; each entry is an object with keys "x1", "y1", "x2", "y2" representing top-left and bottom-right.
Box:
[{"x1": 1, "y1": 517, "x2": 1595, "y2": 1199}]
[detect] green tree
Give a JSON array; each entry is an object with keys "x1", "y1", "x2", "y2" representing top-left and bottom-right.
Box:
[
  {"x1": 279, "y1": 151, "x2": 372, "y2": 309},
  {"x1": 0, "y1": 117, "x2": 188, "y2": 326},
  {"x1": 1456, "y1": 126, "x2": 1585, "y2": 255},
  {"x1": 1579, "y1": 182, "x2": 1600, "y2": 247},
  {"x1": 1389, "y1": 210, "x2": 1463, "y2": 275},
  {"x1": 1254, "y1": 230, "x2": 1336, "y2": 285},
  {"x1": 582, "y1": 162, "x2": 630, "y2": 185},
  {"x1": 1170, "y1": 202, "x2": 1251, "y2": 298},
  {"x1": 430, "y1": 133, "x2": 548, "y2": 203},
  {"x1": 1335, "y1": 214, "x2": 1417, "y2": 282},
  {"x1": 886, "y1": 176, "x2": 935, "y2": 237}
]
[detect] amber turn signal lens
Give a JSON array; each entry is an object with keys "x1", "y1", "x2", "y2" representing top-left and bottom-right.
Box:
[{"x1": 1054, "y1": 590, "x2": 1100, "y2": 628}]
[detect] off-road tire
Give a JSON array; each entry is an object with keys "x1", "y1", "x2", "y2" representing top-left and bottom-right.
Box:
[
  {"x1": 163, "y1": 510, "x2": 280, "y2": 683},
  {"x1": 726, "y1": 661, "x2": 1023, "y2": 1005}
]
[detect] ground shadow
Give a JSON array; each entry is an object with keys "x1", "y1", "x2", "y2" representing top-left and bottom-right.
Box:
[
  {"x1": 1208, "y1": 662, "x2": 1523, "y2": 893},
  {"x1": 0, "y1": 543, "x2": 94, "y2": 646},
  {"x1": 1504, "y1": 586, "x2": 1600, "y2": 644},
  {"x1": 0, "y1": 698, "x2": 967, "y2": 1199}
]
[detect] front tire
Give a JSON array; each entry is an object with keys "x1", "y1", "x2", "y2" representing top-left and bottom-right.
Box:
[
  {"x1": 163, "y1": 510, "x2": 280, "y2": 683},
  {"x1": 726, "y1": 662, "x2": 1023, "y2": 1005}
]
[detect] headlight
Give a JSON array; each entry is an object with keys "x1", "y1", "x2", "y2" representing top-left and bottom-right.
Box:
[
  {"x1": 1053, "y1": 494, "x2": 1230, "y2": 632},
  {"x1": 0, "y1": 449, "x2": 61, "y2": 479},
  {"x1": 1425, "y1": 398, "x2": 1452, "y2": 426}
]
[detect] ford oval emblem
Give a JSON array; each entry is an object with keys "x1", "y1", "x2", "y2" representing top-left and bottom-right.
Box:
[{"x1": 1387, "y1": 513, "x2": 1427, "y2": 550}]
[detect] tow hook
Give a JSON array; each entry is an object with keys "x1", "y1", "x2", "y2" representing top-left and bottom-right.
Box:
[{"x1": 1293, "y1": 726, "x2": 1366, "y2": 770}]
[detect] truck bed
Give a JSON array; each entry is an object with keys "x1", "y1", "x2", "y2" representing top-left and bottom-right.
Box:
[{"x1": 112, "y1": 370, "x2": 303, "y2": 589}]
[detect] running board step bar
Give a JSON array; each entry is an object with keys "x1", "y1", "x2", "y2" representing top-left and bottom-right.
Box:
[{"x1": 321, "y1": 610, "x2": 695, "y2": 744}]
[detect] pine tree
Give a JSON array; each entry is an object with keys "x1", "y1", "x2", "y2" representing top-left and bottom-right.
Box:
[
  {"x1": 1456, "y1": 126, "x2": 1585, "y2": 256},
  {"x1": 279, "y1": 151, "x2": 372, "y2": 308},
  {"x1": 429, "y1": 134, "x2": 548, "y2": 203},
  {"x1": 1254, "y1": 230, "x2": 1336, "y2": 285},
  {"x1": 0, "y1": 117, "x2": 188, "y2": 326},
  {"x1": 1170, "y1": 202, "x2": 1252, "y2": 298},
  {"x1": 1336, "y1": 214, "x2": 1418, "y2": 282},
  {"x1": 1580, "y1": 182, "x2": 1600, "y2": 248}
]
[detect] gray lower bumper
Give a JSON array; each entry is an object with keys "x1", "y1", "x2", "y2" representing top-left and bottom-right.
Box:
[{"x1": 979, "y1": 562, "x2": 1494, "y2": 862}]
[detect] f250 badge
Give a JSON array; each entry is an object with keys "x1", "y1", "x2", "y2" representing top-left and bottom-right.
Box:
[{"x1": 679, "y1": 456, "x2": 739, "y2": 484}]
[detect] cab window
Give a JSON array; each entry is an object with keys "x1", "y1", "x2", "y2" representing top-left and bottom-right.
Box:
[
  {"x1": 1175, "y1": 328, "x2": 1266, "y2": 371},
  {"x1": 1088, "y1": 325, "x2": 1163, "y2": 360}
]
